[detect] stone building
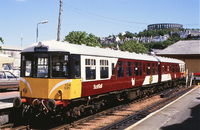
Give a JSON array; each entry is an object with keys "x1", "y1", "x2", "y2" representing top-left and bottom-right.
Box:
[{"x1": 148, "y1": 23, "x2": 183, "y2": 31}]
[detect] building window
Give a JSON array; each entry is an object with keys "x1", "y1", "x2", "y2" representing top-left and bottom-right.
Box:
[
  {"x1": 117, "y1": 61, "x2": 124, "y2": 77},
  {"x1": 126, "y1": 61, "x2": 132, "y2": 77},
  {"x1": 85, "y1": 59, "x2": 96, "y2": 80},
  {"x1": 100, "y1": 60, "x2": 109, "y2": 79}
]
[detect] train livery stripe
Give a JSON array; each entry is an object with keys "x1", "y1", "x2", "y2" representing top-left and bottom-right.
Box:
[
  {"x1": 48, "y1": 79, "x2": 72, "y2": 98},
  {"x1": 20, "y1": 77, "x2": 33, "y2": 97}
]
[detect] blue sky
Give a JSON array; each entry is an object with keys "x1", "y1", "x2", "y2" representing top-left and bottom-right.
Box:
[{"x1": 0, "y1": 0, "x2": 199, "y2": 47}]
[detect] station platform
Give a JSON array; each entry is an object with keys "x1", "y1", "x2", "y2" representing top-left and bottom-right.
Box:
[{"x1": 126, "y1": 86, "x2": 200, "y2": 130}]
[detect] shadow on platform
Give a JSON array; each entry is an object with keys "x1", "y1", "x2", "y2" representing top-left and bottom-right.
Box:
[{"x1": 160, "y1": 103, "x2": 200, "y2": 130}]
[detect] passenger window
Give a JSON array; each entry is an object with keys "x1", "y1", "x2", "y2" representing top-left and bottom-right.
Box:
[
  {"x1": 162, "y1": 65, "x2": 165, "y2": 74},
  {"x1": 112, "y1": 63, "x2": 115, "y2": 75},
  {"x1": 143, "y1": 63, "x2": 146, "y2": 74},
  {"x1": 126, "y1": 61, "x2": 132, "y2": 77},
  {"x1": 155, "y1": 64, "x2": 158, "y2": 74},
  {"x1": 117, "y1": 61, "x2": 124, "y2": 77},
  {"x1": 152, "y1": 63, "x2": 155, "y2": 75},
  {"x1": 134, "y1": 62, "x2": 139, "y2": 76},
  {"x1": 86, "y1": 59, "x2": 96, "y2": 80},
  {"x1": 147, "y1": 63, "x2": 151, "y2": 75},
  {"x1": 100, "y1": 60, "x2": 109, "y2": 79}
]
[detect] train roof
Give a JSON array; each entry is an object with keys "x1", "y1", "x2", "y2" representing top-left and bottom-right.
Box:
[{"x1": 22, "y1": 40, "x2": 184, "y2": 64}]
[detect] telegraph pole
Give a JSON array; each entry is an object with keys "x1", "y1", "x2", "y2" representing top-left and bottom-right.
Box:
[{"x1": 57, "y1": 0, "x2": 62, "y2": 41}]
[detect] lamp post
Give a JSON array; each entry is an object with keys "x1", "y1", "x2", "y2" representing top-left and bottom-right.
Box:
[{"x1": 36, "y1": 20, "x2": 48, "y2": 42}]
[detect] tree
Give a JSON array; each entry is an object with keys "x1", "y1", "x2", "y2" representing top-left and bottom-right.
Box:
[
  {"x1": 64, "y1": 31, "x2": 101, "y2": 47},
  {"x1": 120, "y1": 40, "x2": 148, "y2": 53},
  {"x1": 0, "y1": 37, "x2": 3, "y2": 51},
  {"x1": 0, "y1": 37, "x2": 3, "y2": 44}
]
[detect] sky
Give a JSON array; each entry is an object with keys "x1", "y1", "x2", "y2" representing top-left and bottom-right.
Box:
[{"x1": 0, "y1": 0, "x2": 199, "y2": 47}]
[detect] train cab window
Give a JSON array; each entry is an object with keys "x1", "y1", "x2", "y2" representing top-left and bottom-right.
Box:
[
  {"x1": 117, "y1": 61, "x2": 124, "y2": 77},
  {"x1": 51, "y1": 54, "x2": 69, "y2": 78},
  {"x1": 21, "y1": 54, "x2": 32, "y2": 77},
  {"x1": 86, "y1": 59, "x2": 96, "y2": 80},
  {"x1": 126, "y1": 61, "x2": 132, "y2": 77},
  {"x1": 147, "y1": 63, "x2": 151, "y2": 75},
  {"x1": 100, "y1": 60, "x2": 109, "y2": 79}
]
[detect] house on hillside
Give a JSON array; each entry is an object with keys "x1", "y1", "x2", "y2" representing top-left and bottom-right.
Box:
[{"x1": 157, "y1": 40, "x2": 200, "y2": 73}]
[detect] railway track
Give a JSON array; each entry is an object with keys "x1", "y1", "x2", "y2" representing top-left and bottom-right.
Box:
[
  {"x1": 49, "y1": 85, "x2": 192, "y2": 130},
  {"x1": 0, "y1": 85, "x2": 193, "y2": 130}
]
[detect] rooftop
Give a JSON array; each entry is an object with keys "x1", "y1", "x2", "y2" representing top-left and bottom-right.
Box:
[{"x1": 157, "y1": 40, "x2": 200, "y2": 55}]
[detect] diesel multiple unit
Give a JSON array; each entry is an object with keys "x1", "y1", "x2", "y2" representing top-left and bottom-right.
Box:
[{"x1": 12, "y1": 40, "x2": 185, "y2": 121}]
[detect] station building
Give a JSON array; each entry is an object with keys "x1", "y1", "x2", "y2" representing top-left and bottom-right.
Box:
[
  {"x1": 157, "y1": 40, "x2": 200, "y2": 73},
  {"x1": 0, "y1": 45, "x2": 24, "y2": 68},
  {"x1": 148, "y1": 23, "x2": 183, "y2": 31}
]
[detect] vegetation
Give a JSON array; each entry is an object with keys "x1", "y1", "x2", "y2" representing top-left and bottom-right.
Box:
[
  {"x1": 120, "y1": 40, "x2": 148, "y2": 53},
  {"x1": 0, "y1": 37, "x2": 3, "y2": 44},
  {"x1": 0, "y1": 37, "x2": 3, "y2": 51},
  {"x1": 64, "y1": 31, "x2": 101, "y2": 47}
]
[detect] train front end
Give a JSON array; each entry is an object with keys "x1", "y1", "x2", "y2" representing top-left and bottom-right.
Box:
[{"x1": 12, "y1": 41, "x2": 82, "y2": 121}]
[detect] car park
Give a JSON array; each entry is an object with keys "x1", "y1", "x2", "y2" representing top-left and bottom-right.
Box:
[{"x1": 0, "y1": 71, "x2": 19, "y2": 90}]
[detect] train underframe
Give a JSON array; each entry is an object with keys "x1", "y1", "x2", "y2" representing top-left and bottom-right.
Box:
[{"x1": 10, "y1": 78, "x2": 185, "y2": 125}]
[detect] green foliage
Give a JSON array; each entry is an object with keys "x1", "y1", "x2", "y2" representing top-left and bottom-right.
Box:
[
  {"x1": 0, "y1": 37, "x2": 3, "y2": 51},
  {"x1": 118, "y1": 31, "x2": 136, "y2": 40},
  {"x1": 137, "y1": 29, "x2": 176, "y2": 37},
  {"x1": 64, "y1": 31, "x2": 101, "y2": 47},
  {"x1": 0, "y1": 37, "x2": 3, "y2": 44},
  {"x1": 120, "y1": 40, "x2": 148, "y2": 53}
]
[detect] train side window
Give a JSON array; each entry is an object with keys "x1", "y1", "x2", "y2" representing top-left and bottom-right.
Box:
[
  {"x1": 117, "y1": 61, "x2": 124, "y2": 77},
  {"x1": 155, "y1": 63, "x2": 158, "y2": 74},
  {"x1": 162, "y1": 65, "x2": 165, "y2": 74},
  {"x1": 100, "y1": 60, "x2": 109, "y2": 79},
  {"x1": 143, "y1": 63, "x2": 146, "y2": 74},
  {"x1": 147, "y1": 63, "x2": 150, "y2": 75},
  {"x1": 86, "y1": 59, "x2": 96, "y2": 80},
  {"x1": 134, "y1": 62, "x2": 139, "y2": 76},
  {"x1": 126, "y1": 61, "x2": 132, "y2": 77},
  {"x1": 112, "y1": 63, "x2": 115, "y2": 75},
  {"x1": 167, "y1": 64, "x2": 169, "y2": 73},
  {"x1": 152, "y1": 63, "x2": 155, "y2": 75}
]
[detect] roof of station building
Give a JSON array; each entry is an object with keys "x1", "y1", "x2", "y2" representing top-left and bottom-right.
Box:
[{"x1": 157, "y1": 40, "x2": 200, "y2": 55}]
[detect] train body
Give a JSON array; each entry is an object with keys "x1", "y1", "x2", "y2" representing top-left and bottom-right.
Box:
[{"x1": 13, "y1": 40, "x2": 185, "y2": 120}]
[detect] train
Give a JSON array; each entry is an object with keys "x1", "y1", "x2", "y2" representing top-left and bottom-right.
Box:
[{"x1": 12, "y1": 40, "x2": 185, "y2": 121}]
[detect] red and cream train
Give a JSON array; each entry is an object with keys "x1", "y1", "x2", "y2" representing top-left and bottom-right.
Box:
[{"x1": 13, "y1": 40, "x2": 185, "y2": 119}]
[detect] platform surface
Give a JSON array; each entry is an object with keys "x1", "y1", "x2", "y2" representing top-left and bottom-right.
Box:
[{"x1": 126, "y1": 86, "x2": 200, "y2": 130}]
